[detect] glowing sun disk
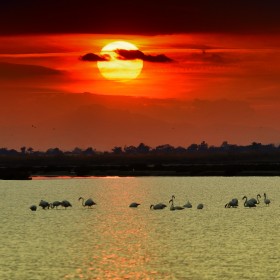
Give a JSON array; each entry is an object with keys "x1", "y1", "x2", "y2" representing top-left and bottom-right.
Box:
[{"x1": 97, "y1": 41, "x2": 143, "y2": 81}]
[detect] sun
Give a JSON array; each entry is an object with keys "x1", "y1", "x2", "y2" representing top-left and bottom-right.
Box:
[{"x1": 97, "y1": 41, "x2": 143, "y2": 82}]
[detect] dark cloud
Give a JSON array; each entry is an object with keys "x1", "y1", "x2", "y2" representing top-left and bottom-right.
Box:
[
  {"x1": 189, "y1": 51, "x2": 239, "y2": 65},
  {"x1": 115, "y1": 49, "x2": 173, "y2": 63},
  {"x1": 0, "y1": 62, "x2": 62, "y2": 80},
  {"x1": 80, "y1": 50, "x2": 173, "y2": 63},
  {"x1": 80, "y1": 53, "x2": 108, "y2": 62},
  {"x1": 0, "y1": 1, "x2": 280, "y2": 35}
]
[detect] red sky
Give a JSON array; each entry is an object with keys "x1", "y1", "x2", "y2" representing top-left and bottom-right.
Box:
[{"x1": 0, "y1": 1, "x2": 280, "y2": 151}]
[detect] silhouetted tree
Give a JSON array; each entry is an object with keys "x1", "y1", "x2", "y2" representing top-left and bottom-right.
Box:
[
  {"x1": 198, "y1": 141, "x2": 208, "y2": 151},
  {"x1": 124, "y1": 145, "x2": 138, "y2": 154},
  {"x1": 263, "y1": 144, "x2": 275, "y2": 151},
  {"x1": 72, "y1": 147, "x2": 83, "y2": 155},
  {"x1": 250, "y1": 142, "x2": 263, "y2": 151},
  {"x1": 9, "y1": 149, "x2": 18, "y2": 155},
  {"x1": 221, "y1": 141, "x2": 229, "y2": 149},
  {"x1": 155, "y1": 144, "x2": 175, "y2": 153},
  {"x1": 175, "y1": 146, "x2": 187, "y2": 153},
  {"x1": 27, "y1": 147, "x2": 34, "y2": 154},
  {"x1": 187, "y1": 144, "x2": 198, "y2": 152},
  {"x1": 137, "y1": 143, "x2": 151, "y2": 153},
  {"x1": 20, "y1": 146, "x2": 26, "y2": 155},
  {"x1": 112, "y1": 146, "x2": 123, "y2": 154},
  {"x1": 83, "y1": 147, "x2": 95, "y2": 155},
  {"x1": 46, "y1": 148, "x2": 63, "y2": 155}
]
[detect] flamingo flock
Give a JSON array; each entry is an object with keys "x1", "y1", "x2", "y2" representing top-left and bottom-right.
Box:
[
  {"x1": 30, "y1": 197, "x2": 95, "y2": 211},
  {"x1": 30, "y1": 193, "x2": 272, "y2": 211}
]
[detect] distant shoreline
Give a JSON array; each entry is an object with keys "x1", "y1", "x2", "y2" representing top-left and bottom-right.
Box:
[
  {"x1": 1, "y1": 167, "x2": 280, "y2": 180},
  {"x1": 29, "y1": 170, "x2": 280, "y2": 180},
  {"x1": 1, "y1": 153, "x2": 280, "y2": 179}
]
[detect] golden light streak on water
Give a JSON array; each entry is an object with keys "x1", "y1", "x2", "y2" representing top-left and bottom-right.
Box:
[{"x1": 0, "y1": 177, "x2": 279, "y2": 279}]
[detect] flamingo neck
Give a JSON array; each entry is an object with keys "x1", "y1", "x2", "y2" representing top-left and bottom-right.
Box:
[{"x1": 80, "y1": 197, "x2": 85, "y2": 206}]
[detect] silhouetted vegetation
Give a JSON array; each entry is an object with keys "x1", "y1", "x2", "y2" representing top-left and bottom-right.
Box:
[{"x1": 1, "y1": 141, "x2": 280, "y2": 179}]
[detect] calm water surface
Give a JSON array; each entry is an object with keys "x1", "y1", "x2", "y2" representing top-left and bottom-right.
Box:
[{"x1": 0, "y1": 177, "x2": 279, "y2": 280}]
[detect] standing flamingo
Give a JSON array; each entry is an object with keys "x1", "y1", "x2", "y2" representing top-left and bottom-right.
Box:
[
  {"x1": 50, "y1": 201, "x2": 61, "y2": 209},
  {"x1": 242, "y1": 196, "x2": 256, "y2": 208},
  {"x1": 39, "y1": 200, "x2": 50, "y2": 209},
  {"x1": 169, "y1": 195, "x2": 184, "y2": 210},
  {"x1": 248, "y1": 194, "x2": 261, "y2": 205},
  {"x1": 61, "y1": 200, "x2": 72, "y2": 209},
  {"x1": 78, "y1": 197, "x2": 96, "y2": 208},
  {"x1": 263, "y1": 193, "x2": 271, "y2": 206}
]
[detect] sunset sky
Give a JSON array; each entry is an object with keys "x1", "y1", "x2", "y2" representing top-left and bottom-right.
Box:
[{"x1": 0, "y1": 1, "x2": 280, "y2": 151}]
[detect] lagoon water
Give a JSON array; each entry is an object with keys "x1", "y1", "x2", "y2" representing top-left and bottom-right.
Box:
[{"x1": 0, "y1": 177, "x2": 279, "y2": 280}]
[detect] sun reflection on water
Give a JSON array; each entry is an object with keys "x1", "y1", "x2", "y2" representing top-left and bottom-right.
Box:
[{"x1": 1, "y1": 177, "x2": 279, "y2": 280}]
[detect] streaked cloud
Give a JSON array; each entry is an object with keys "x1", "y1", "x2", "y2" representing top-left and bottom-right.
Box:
[
  {"x1": 80, "y1": 50, "x2": 173, "y2": 63},
  {"x1": 79, "y1": 53, "x2": 108, "y2": 62},
  {"x1": 115, "y1": 49, "x2": 173, "y2": 63},
  {"x1": 0, "y1": 62, "x2": 62, "y2": 80}
]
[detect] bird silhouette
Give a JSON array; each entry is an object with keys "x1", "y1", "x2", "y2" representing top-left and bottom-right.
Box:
[
  {"x1": 183, "y1": 200, "x2": 192, "y2": 208},
  {"x1": 169, "y1": 195, "x2": 184, "y2": 210},
  {"x1": 61, "y1": 200, "x2": 72, "y2": 209},
  {"x1": 242, "y1": 196, "x2": 256, "y2": 208},
  {"x1": 150, "y1": 203, "x2": 167, "y2": 210},
  {"x1": 30, "y1": 205, "x2": 37, "y2": 211},
  {"x1": 39, "y1": 200, "x2": 50, "y2": 209},
  {"x1": 225, "y1": 198, "x2": 238, "y2": 208},
  {"x1": 197, "y1": 203, "x2": 204, "y2": 210},
  {"x1": 129, "y1": 202, "x2": 140, "y2": 208},
  {"x1": 248, "y1": 194, "x2": 261, "y2": 205},
  {"x1": 50, "y1": 201, "x2": 61, "y2": 209},
  {"x1": 263, "y1": 193, "x2": 271, "y2": 206},
  {"x1": 78, "y1": 197, "x2": 96, "y2": 208}
]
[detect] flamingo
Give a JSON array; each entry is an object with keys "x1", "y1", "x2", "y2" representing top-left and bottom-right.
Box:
[
  {"x1": 61, "y1": 200, "x2": 72, "y2": 209},
  {"x1": 242, "y1": 196, "x2": 256, "y2": 208},
  {"x1": 225, "y1": 198, "x2": 238, "y2": 208},
  {"x1": 197, "y1": 203, "x2": 204, "y2": 209},
  {"x1": 264, "y1": 193, "x2": 271, "y2": 206},
  {"x1": 169, "y1": 195, "x2": 184, "y2": 210},
  {"x1": 231, "y1": 198, "x2": 239, "y2": 207},
  {"x1": 50, "y1": 201, "x2": 61, "y2": 209},
  {"x1": 39, "y1": 200, "x2": 50, "y2": 209},
  {"x1": 150, "y1": 203, "x2": 167, "y2": 210},
  {"x1": 183, "y1": 200, "x2": 192, "y2": 208},
  {"x1": 248, "y1": 194, "x2": 261, "y2": 205},
  {"x1": 129, "y1": 202, "x2": 140, "y2": 208},
  {"x1": 78, "y1": 197, "x2": 96, "y2": 208},
  {"x1": 30, "y1": 205, "x2": 37, "y2": 211}
]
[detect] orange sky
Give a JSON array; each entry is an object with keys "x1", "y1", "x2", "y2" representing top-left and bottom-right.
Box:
[{"x1": 1, "y1": 33, "x2": 280, "y2": 151}]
